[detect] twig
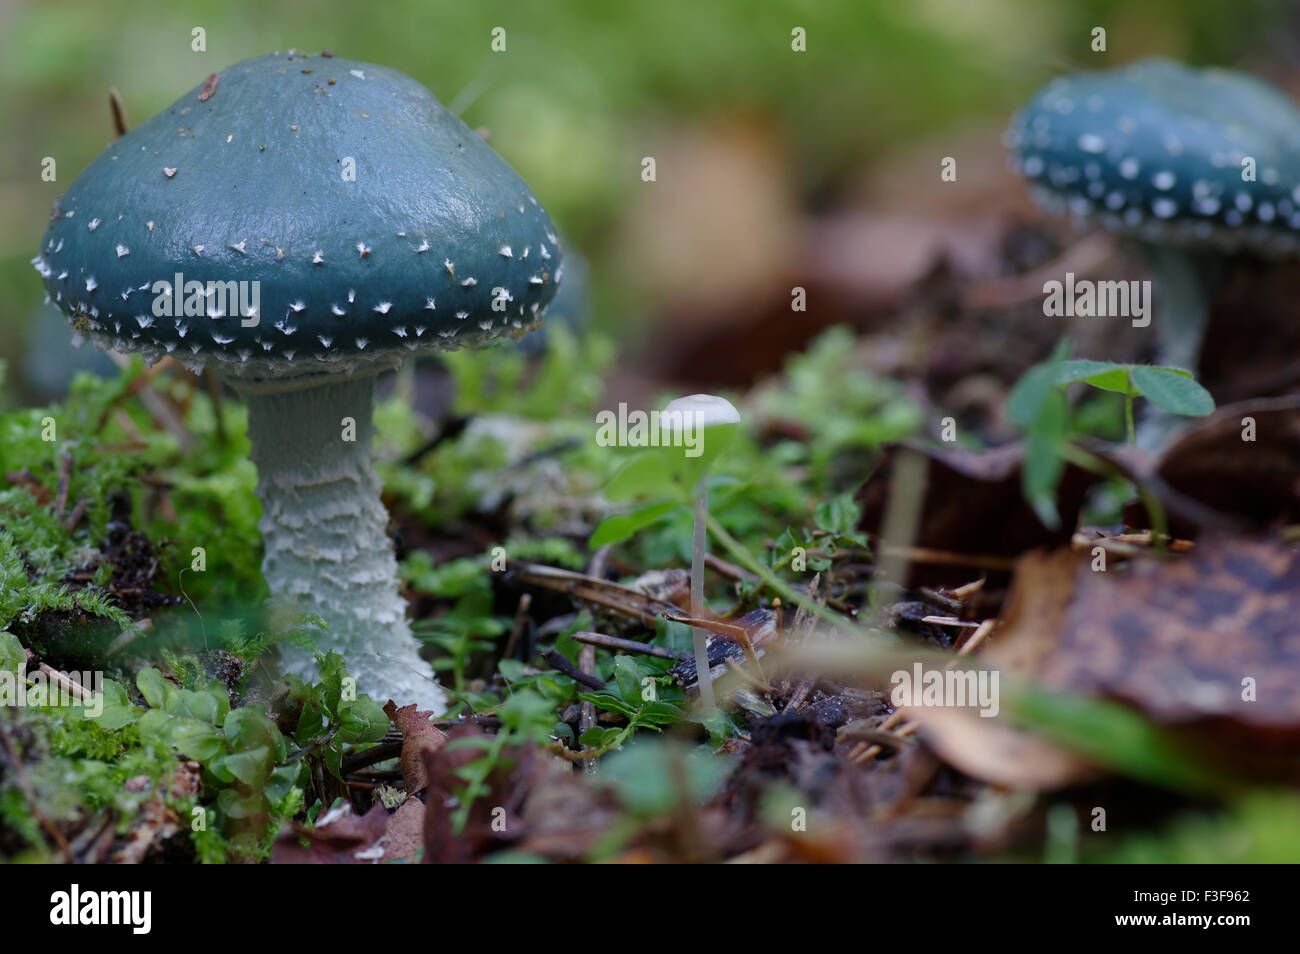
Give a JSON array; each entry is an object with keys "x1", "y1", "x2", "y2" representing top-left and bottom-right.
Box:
[
  {"x1": 401, "y1": 416, "x2": 470, "y2": 466},
  {"x1": 587, "y1": 544, "x2": 612, "y2": 580},
  {"x1": 724, "y1": 656, "x2": 777, "y2": 695},
  {"x1": 919, "y1": 616, "x2": 981, "y2": 628},
  {"x1": 704, "y1": 552, "x2": 758, "y2": 584},
  {"x1": 541, "y1": 649, "x2": 606, "y2": 691},
  {"x1": 37, "y1": 663, "x2": 97, "y2": 703},
  {"x1": 0, "y1": 718, "x2": 74, "y2": 861},
  {"x1": 851, "y1": 618, "x2": 997, "y2": 765},
  {"x1": 570, "y1": 630, "x2": 687, "y2": 660},
  {"x1": 511, "y1": 561, "x2": 682, "y2": 626},
  {"x1": 63, "y1": 499, "x2": 88, "y2": 532},
  {"x1": 340, "y1": 741, "x2": 402, "y2": 775},
  {"x1": 949, "y1": 578, "x2": 985, "y2": 601},
  {"x1": 954, "y1": 618, "x2": 996, "y2": 657},
  {"x1": 540, "y1": 647, "x2": 605, "y2": 691},
  {"x1": 108, "y1": 87, "x2": 129, "y2": 136},
  {"x1": 501, "y1": 593, "x2": 531, "y2": 663},
  {"x1": 781, "y1": 574, "x2": 824, "y2": 713},
  {"x1": 103, "y1": 352, "x2": 196, "y2": 453}
]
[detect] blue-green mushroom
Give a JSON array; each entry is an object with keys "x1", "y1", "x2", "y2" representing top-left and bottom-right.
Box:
[
  {"x1": 1008, "y1": 58, "x2": 1300, "y2": 446},
  {"x1": 33, "y1": 51, "x2": 563, "y2": 707}
]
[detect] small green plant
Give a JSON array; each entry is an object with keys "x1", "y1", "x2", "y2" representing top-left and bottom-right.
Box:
[
  {"x1": 765, "y1": 492, "x2": 869, "y2": 577},
  {"x1": 0, "y1": 639, "x2": 387, "y2": 862},
  {"x1": 402, "y1": 552, "x2": 511, "y2": 708},
  {"x1": 88, "y1": 649, "x2": 387, "y2": 860},
  {"x1": 279, "y1": 652, "x2": 392, "y2": 779},
  {"x1": 1007, "y1": 351, "x2": 1214, "y2": 527},
  {"x1": 752, "y1": 326, "x2": 922, "y2": 491},
  {"x1": 591, "y1": 440, "x2": 856, "y2": 635},
  {"x1": 576, "y1": 654, "x2": 686, "y2": 754},
  {"x1": 443, "y1": 687, "x2": 560, "y2": 833}
]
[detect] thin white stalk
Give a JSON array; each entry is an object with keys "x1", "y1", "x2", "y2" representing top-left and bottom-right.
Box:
[{"x1": 691, "y1": 478, "x2": 714, "y2": 709}]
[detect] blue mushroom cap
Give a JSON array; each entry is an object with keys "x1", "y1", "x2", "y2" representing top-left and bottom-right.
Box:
[
  {"x1": 1008, "y1": 58, "x2": 1300, "y2": 256},
  {"x1": 33, "y1": 51, "x2": 563, "y2": 381}
]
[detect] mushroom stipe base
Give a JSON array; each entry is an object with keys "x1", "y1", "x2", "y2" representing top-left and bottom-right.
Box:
[{"x1": 241, "y1": 376, "x2": 444, "y2": 709}]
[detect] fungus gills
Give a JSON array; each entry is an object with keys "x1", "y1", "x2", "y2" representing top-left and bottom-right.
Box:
[{"x1": 241, "y1": 375, "x2": 431, "y2": 704}]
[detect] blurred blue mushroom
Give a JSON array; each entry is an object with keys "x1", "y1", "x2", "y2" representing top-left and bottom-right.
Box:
[
  {"x1": 1009, "y1": 58, "x2": 1300, "y2": 445},
  {"x1": 516, "y1": 243, "x2": 587, "y2": 357},
  {"x1": 22, "y1": 300, "x2": 118, "y2": 402}
]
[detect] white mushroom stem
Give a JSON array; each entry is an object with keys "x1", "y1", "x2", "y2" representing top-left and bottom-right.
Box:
[
  {"x1": 691, "y1": 477, "x2": 714, "y2": 709},
  {"x1": 661, "y1": 393, "x2": 741, "y2": 711},
  {"x1": 1136, "y1": 244, "x2": 1223, "y2": 450},
  {"x1": 241, "y1": 375, "x2": 442, "y2": 709}
]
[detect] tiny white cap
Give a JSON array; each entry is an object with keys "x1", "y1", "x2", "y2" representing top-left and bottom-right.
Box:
[{"x1": 662, "y1": 393, "x2": 741, "y2": 430}]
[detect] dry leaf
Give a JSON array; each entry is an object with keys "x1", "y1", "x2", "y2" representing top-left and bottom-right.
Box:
[
  {"x1": 383, "y1": 701, "x2": 447, "y2": 795},
  {"x1": 1122, "y1": 395, "x2": 1300, "y2": 533},
  {"x1": 858, "y1": 442, "x2": 1100, "y2": 586},
  {"x1": 902, "y1": 703, "x2": 1096, "y2": 790},
  {"x1": 381, "y1": 797, "x2": 426, "y2": 863},
  {"x1": 989, "y1": 538, "x2": 1300, "y2": 736}
]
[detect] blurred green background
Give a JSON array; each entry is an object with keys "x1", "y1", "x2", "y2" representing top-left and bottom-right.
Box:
[{"x1": 0, "y1": 0, "x2": 1288, "y2": 403}]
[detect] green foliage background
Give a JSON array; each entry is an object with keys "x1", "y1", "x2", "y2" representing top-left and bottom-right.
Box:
[{"x1": 0, "y1": 0, "x2": 1286, "y2": 405}]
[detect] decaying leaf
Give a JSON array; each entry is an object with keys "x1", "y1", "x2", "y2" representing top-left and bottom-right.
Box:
[
  {"x1": 1122, "y1": 395, "x2": 1300, "y2": 533},
  {"x1": 383, "y1": 701, "x2": 447, "y2": 795},
  {"x1": 900, "y1": 703, "x2": 1096, "y2": 790},
  {"x1": 858, "y1": 442, "x2": 1099, "y2": 586},
  {"x1": 989, "y1": 538, "x2": 1300, "y2": 740},
  {"x1": 271, "y1": 803, "x2": 390, "y2": 864},
  {"x1": 381, "y1": 797, "x2": 426, "y2": 863}
]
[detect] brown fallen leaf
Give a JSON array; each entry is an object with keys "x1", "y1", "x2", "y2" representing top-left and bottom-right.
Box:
[
  {"x1": 1121, "y1": 395, "x2": 1300, "y2": 534},
  {"x1": 271, "y1": 803, "x2": 389, "y2": 864},
  {"x1": 422, "y1": 726, "x2": 543, "y2": 863},
  {"x1": 988, "y1": 538, "x2": 1300, "y2": 746},
  {"x1": 381, "y1": 797, "x2": 426, "y2": 863},
  {"x1": 858, "y1": 442, "x2": 1100, "y2": 587},
  {"x1": 383, "y1": 701, "x2": 447, "y2": 795},
  {"x1": 901, "y1": 703, "x2": 1096, "y2": 791}
]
